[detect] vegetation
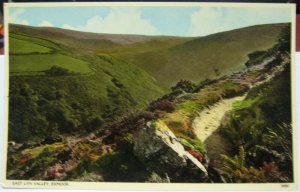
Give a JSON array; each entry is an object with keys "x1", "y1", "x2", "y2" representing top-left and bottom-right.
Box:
[
  {"x1": 10, "y1": 23, "x2": 287, "y2": 88},
  {"x1": 10, "y1": 37, "x2": 53, "y2": 54},
  {"x1": 221, "y1": 26, "x2": 292, "y2": 182},
  {"x1": 171, "y1": 79, "x2": 196, "y2": 93},
  {"x1": 117, "y1": 23, "x2": 286, "y2": 87},
  {"x1": 7, "y1": 23, "x2": 292, "y2": 183},
  {"x1": 10, "y1": 54, "x2": 91, "y2": 74},
  {"x1": 221, "y1": 147, "x2": 288, "y2": 183},
  {"x1": 9, "y1": 28, "x2": 165, "y2": 142},
  {"x1": 45, "y1": 65, "x2": 73, "y2": 76}
]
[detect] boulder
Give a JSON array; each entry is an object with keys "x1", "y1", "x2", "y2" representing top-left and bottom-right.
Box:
[{"x1": 134, "y1": 120, "x2": 210, "y2": 182}]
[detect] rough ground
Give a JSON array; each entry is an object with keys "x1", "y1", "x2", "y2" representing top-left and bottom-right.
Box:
[
  {"x1": 191, "y1": 54, "x2": 288, "y2": 170},
  {"x1": 192, "y1": 95, "x2": 245, "y2": 142}
]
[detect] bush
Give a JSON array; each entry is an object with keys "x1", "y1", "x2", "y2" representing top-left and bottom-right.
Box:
[
  {"x1": 148, "y1": 100, "x2": 175, "y2": 112},
  {"x1": 171, "y1": 79, "x2": 196, "y2": 93},
  {"x1": 45, "y1": 65, "x2": 72, "y2": 76}
]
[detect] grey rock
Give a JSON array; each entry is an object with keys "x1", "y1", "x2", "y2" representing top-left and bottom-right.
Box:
[{"x1": 134, "y1": 120, "x2": 210, "y2": 182}]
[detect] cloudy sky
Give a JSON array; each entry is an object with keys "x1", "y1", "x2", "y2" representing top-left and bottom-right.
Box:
[{"x1": 9, "y1": 6, "x2": 292, "y2": 36}]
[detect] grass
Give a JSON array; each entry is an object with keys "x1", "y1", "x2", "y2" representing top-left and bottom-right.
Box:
[
  {"x1": 10, "y1": 37, "x2": 52, "y2": 54},
  {"x1": 9, "y1": 51, "x2": 165, "y2": 143},
  {"x1": 180, "y1": 137, "x2": 207, "y2": 154},
  {"x1": 98, "y1": 37, "x2": 190, "y2": 55},
  {"x1": 177, "y1": 100, "x2": 203, "y2": 114},
  {"x1": 177, "y1": 90, "x2": 221, "y2": 116},
  {"x1": 22, "y1": 142, "x2": 66, "y2": 158},
  {"x1": 10, "y1": 32, "x2": 62, "y2": 51},
  {"x1": 232, "y1": 97, "x2": 259, "y2": 111},
  {"x1": 96, "y1": 56, "x2": 165, "y2": 106},
  {"x1": 115, "y1": 24, "x2": 286, "y2": 88},
  {"x1": 158, "y1": 112, "x2": 207, "y2": 155},
  {"x1": 10, "y1": 54, "x2": 91, "y2": 74}
]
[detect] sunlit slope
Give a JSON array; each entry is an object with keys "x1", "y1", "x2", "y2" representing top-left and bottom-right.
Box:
[
  {"x1": 9, "y1": 25, "x2": 165, "y2": 118},
  {"x1": 114, "y1": 24, "x2": 288, "y2": 87}
]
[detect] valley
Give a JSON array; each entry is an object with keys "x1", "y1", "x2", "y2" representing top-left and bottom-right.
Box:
[{"x1": 7, "y1": 23, "x2": 293, "y2": 183}]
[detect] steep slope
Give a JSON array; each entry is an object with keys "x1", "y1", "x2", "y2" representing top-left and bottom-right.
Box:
[
  {"x1": 115, "y1": 24, "x2": 287, "y2": 87},
  {"x1": 9, "y1": 27, "x2": 165, "y2": 143}
]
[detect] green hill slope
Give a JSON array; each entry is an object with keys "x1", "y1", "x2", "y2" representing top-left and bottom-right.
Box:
[
  {"x1": 9, "y1": 26, "x2": 165, "y2": 142},
  {"x1": 113, "y1": 24, "x2": 287, "y2": 87},
  {"x1": 10, "y1": 23, "x2": 287, "y2": 88},
  {"x1": 8, "y1": 23, "x2": 288, "y2": 142}
]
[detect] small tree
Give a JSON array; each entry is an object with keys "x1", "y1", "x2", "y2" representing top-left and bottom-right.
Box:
[
  {"x1": 171, "y1": 79, "x2": 196, "y2": 93},
  {"x1": 45, "y1": 65, "x2": 71, "y2": 76}
]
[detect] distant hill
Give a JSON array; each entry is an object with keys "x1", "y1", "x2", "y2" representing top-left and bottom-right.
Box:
[
  {"x1": 10, "y1": 23, "x2": 287, "y2": 88},
  {"x1": 111, "y1": 24, "x2": 288, "y2": 87},
  {"x1": 10, "y1": 24, "x2": 187, "y2": 52}
]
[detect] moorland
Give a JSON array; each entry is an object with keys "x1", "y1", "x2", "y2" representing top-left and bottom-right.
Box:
[{"x1": 7, "y1": 23, "x2": 293, "y2": 183}]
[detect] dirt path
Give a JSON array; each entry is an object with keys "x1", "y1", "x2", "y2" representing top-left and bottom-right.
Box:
[
  {"x1": 192, "y1": 95, "x2": 245, "y2": 142},
  {"x1": 191, "y1": 55, "x2": 287, "y2": 169}
]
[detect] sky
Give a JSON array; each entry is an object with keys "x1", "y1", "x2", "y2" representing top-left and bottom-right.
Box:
[{"x1": 9, "y1": 5, "x2": 292, "y2": 37}]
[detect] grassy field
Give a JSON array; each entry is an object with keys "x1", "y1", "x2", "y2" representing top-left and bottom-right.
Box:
[
  {"x1": 10, "y1": 54, "x2": 91, "y2": 74},
  {"x1": 10, "y1": 38, "x2": 53, "y2": 54},
  {"x1": 10, "y1": 32, "x2": 62, "y2": 50}
]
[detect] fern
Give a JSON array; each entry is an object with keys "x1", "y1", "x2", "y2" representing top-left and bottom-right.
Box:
[
  {"x1": 237, "y1": 147, "x2": 245, "y2": 170},
  {"x1": 221, "y1": 146, "x2": 246, "y2": 173}
]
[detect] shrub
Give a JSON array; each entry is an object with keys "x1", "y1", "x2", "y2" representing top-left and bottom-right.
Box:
[
  {"x1": 221, "y1": 147, "x2": 289, "y2": 182},
  {"x1": 148, "y1": 100, "x2": 175, "y2": 112},
  {"x1": 171, "y1": 79, "x2": 196, "y2": 93},
  {"x1": 186, "y1": 148, "x2": 205, "y2": 163},
  {"x1": 45, "y1": 65, "x2": 72, "y2": 76},
  {"x1": 158, "y1": 100, "x2": 175, "y2": 112}
]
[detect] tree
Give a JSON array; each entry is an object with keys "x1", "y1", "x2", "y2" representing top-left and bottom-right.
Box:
[
  {"x1": 171, "y1": 79, "x2": 196, "y2": 93},
  {"x1": 45, "y1": 65, "x2": 71, "y2": 76}
]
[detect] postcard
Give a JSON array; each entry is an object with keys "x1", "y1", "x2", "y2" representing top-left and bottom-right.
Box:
[{"x1": 2, "y1": 2, "x2": 297, "y2": 191}]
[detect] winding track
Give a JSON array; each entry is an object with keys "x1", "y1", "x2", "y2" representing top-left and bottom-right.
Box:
[{"x1": 192, "y1": 95, "x2": 245, "y2": 142}]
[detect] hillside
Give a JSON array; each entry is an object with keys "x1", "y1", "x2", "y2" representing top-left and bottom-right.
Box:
[
  {"x1": 10, "y1": 24, "x2": 190, "y2": 54},
  {"x1": 9, "y1": 25, "x2": 166, "y2": 142},
  {"x1": 8, "y1": 22, "x2": 289, "y2": 144},
  {"x1": 113, "y1": 24, "x2": 287, "y2": 87},
  {"x1": 7, "y1": 25, "x2": 292, "y2": 182},
  {"x1": 10, "y1": 23, "x2": 287, "y2": 88},
  {"x1": 7, "y1": 23, "x2": 293, "y2": 183}
]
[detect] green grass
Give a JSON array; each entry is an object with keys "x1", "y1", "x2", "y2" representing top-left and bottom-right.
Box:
[
  {"x1": 8, "y1": 53, "x2": 165, "y2": 142},
  {"x1": 180, "y1": 137, "x2": 207, "y2": 154},
  {"x1": 22, "y1": 142, "x2": 66, "y2": 158},
  {"x1": 178, "y1": 100, "x2": 203, "y2": 114},
  {"x1": 10, "y1": 38, "x2": 53, "y2": 54},
  {"x1": 10, "y1": 32, "x2": 62, "y2": 51},
  {"x1": 232, "y1": 97, "x2": 259, "y2": 111},
  {"x1": 10, "y1": 54, "x2": 91, "y2": 74}
]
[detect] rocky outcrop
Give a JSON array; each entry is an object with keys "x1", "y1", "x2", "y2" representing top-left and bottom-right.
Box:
[{"x1": 133, "y1": 120, "x2": 209, "y2": 182}]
